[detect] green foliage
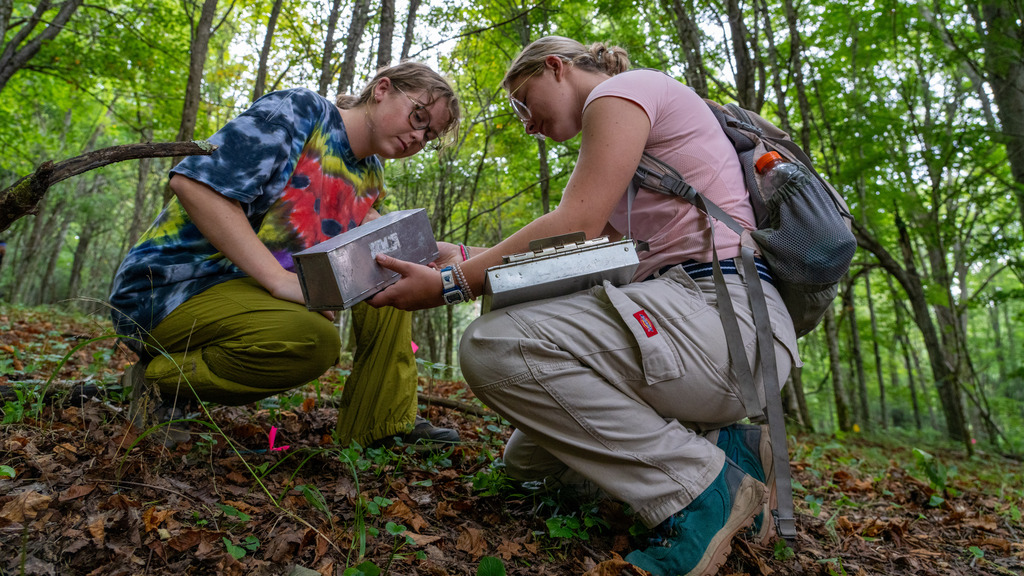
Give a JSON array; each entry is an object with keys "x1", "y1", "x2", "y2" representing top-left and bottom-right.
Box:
[
  {"x1": 911, "y1": 448, "x2": 958, "y2": 502},
  {"x1": 477, "y1": 556, "x2": 507, "y2": 576}
]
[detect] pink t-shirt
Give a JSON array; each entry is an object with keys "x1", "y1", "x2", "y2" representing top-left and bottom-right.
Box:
[{"x1": 583, "y1": 69, "x2": 755, "y2": 280}]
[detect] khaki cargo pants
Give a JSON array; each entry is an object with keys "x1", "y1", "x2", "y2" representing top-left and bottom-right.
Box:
[{"x1": 459, "y1": 265, "x2": 798, "y2": 528}]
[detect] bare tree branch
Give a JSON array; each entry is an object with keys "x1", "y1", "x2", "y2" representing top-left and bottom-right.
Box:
[{"x1": 0, "y1": 141, "x2": 216, "y2": 232}]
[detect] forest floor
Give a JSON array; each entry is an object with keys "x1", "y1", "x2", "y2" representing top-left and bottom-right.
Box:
[{"x1": 1, "y1": 304, "x2": 1023, "y2": 576}]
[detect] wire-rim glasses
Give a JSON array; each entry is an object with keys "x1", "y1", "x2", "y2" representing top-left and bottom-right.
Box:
[{"x1": 394, "y1": 85, "x2": 442, "y2": 149}]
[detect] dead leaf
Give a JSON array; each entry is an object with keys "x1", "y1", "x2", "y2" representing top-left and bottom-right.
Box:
[
  {"x1": 142, "y1": 507, "x2": 174, "y2": 532},
  {"x1": 837, "y1": 515, "x2": 856, "y2": 535},
  {"x1": 965, "y1": 515, "x2": 999, "y2": 532},
  {"x1": 87, "y1": 513, "x2": 106, "y2": 544},
  {"x1": 405, "y1": 531, "x2": 442, "y2": 546},
  {"x1": 100, "y1": 494, "x2": 140, "y2": 511},
  {"x1": 53, "y1": 442, "x2": 78, "y2": 463},
  {"x1": 583, "y1": 552, "x2": 647, "y2": 576},
  {"x1": 0, "y1": 491, "x2": 53, "y2": 523},
  {"x1": 58, "y1": 483, "x2": 96, "y2": 501},
  {"x1": 972, "y1": 537, "x2": 1011, "y2": 553},
  {"x1": 435, "y1": 500, "x2": 459, "y2": 518},
  {"x1": 496, "y1": 539, "x2": 521, "y2": 560},
  {"x1": 456, "y1": 524, "x2": 487, "y2": 558}
]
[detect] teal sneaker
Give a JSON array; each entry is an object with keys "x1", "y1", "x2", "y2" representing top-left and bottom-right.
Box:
[
  {"x1": 706, "y1": 423, "x2": 775, "y2": 545},
  {"x1": 625, "y1": 460, "x2": 766, "y2": 576}
]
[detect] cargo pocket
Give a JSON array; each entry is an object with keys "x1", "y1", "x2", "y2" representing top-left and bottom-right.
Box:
[{"x1": 601, "y1": 281, "x2": 682, "y2": 384}]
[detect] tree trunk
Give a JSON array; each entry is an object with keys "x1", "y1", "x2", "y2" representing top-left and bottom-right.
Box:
[
  {"x1": 843, "y1": 278, "x2": 870, "y2": 429},
  {"x1": 376, "y1": 0, "x2": 396, "y2": 69},
  {"x1": 782, "y1": 0, "x2": 812, "y2": 151},
  {"x1": 0, "y1": 0, "x2": 84, "y2": 94},
  {"x1": 789, "y1": 366, "x2": 814, "y2": 433},
  {"x1": 758, "y1": 0, "x2": 790, "y2": 131},
  {"x1": 318, "y1": 0, "x2": 343, "y2": 96},
  {"x1": 126, "y1": 130, "x2": 155, "y2": 250},
  {"x1": 167, "y1": 0, "x2": 220, "y2": 197},
  {"x1": 400, "y1": 0, "x2": 422, "y2": 60},
  {"x1": 661, "y1": 0, "x2": 708, "y2": 97},
  {"x1": 864, "y1": 273, "x2": 887, "y2": 429},
  {"x1": 978, "y1": 1, "x2": 1024, "y2": 227},
  {"x1": 824, "y1": 305, "x2": 852, "y2": 432},
  {"x1": 253, "y1": 0, "x2": 284, "y2": 101},
  {"x1": 66, "y1": 215, "x2": 95, "y2": 301},
  {"x1": 336, "y1": 0, "x2": 372, "y2": 95},
  {"x1": 38, "y1": 207, "x2": 73, "y2": 304},
  {"x1": 855, "y1": 217, "x2": 969, "y2": 443},
  {"x1": 726, "y1": 0, "x2": 757, "y2": 108}
]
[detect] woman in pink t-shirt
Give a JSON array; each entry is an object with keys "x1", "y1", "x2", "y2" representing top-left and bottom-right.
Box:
[{"x1": 371, "y1": 36, "x2": 798, "y2": 576}]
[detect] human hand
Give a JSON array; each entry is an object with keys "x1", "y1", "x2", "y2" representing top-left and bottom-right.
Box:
[
  {"x1": 368, "y1": 254, "x2": 443, "y2": 310},
  {"x1": 431, "y1": 241, "x2": 463, "y2": 269},
  {"x1": 266, "y1": 271, "x2": 335, "y2": 321}
]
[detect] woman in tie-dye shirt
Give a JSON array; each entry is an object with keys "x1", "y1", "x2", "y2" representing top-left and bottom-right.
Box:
[{"x1": 110, "y1": 62, "x2": 461, "y2": 448}]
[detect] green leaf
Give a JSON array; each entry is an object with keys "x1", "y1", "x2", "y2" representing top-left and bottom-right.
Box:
[
  {"x1": 0, "y1": 465, "x2": 15, "y2": 479},
  {"x1": 477, "y1": 556, "x2": 507, "y2": 576},
  {"x1": 217, "y1": 504, "x2": 250, "y2": 522},
  {"x1": 222, "y1": 537, "x2": 246, "y2": 560},
  {"x1": 342, "y1": 560, "x2": 381, "y2": 576}
]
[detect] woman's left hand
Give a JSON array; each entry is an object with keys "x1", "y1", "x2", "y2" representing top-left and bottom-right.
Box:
[
  {"x1": 368, "y1": 254, "x2": 444, "y2": 310},
  {"x1": 432, "y1": 241, "x2": 462, "y2": 269}
]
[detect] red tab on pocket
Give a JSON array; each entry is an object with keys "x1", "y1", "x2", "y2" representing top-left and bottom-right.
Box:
[{"x1": 633, "y1": 310, "x2": 658, "y2": 338}]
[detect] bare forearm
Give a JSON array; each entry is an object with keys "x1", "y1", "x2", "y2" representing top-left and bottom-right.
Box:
[{"x1": 171, "y1": 174, "x2": 295, "y2": 299}]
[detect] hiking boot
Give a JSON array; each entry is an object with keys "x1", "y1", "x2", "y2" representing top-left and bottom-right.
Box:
[
  {"x1": 153, "y1": 397, "x2": 193, "y2": 449},
  {"x1": 122, "y1": 361, "x2": 191, "y2": 449},
  {"x1": 706, "y1": 423, "x2": 775, "y2": 545},
  {"x1": 625, "y1": 459, "x2": 766, "y2": 576},
  {"x1": 371, "y1": 416, "x2": 460, "y2": 452},
  {"x1": 125, "y1": 360, "x2": 156, "y2": 429}
]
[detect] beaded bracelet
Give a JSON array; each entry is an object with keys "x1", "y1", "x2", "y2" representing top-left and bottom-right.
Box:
[{"x1": 453, "y1": 262, "x2": 474, "y2": 301}]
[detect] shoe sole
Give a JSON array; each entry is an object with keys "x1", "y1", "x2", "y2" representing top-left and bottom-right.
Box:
[{"x1": 689, "y1": 474, "x2": 767, "y2": 576}]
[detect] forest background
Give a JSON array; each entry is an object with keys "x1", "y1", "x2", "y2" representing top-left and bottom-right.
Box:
[
  {"x1": 3, "y1": 0, "x2": 1022, "y2": 451},
  {"x1": 1, "y1": 0, "x2": 1023, "y2": 574}
]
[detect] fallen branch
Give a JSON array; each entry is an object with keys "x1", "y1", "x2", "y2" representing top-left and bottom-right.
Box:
[
  {"x1": 0, "y1": 140, "x2": 217, "y2": 232},
  {"x1": 1, "y1": 379, "x2": 497, "y2": 418}
]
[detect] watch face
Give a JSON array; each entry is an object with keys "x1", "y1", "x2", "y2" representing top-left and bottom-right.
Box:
[{"x1": 443, "y1": 289, "x2": 464, "y2": 305}]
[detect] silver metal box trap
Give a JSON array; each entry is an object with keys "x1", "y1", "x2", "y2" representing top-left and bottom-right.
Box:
[
  {"x1": 482, "y1": 233, "x2": 639, "y2": 313},
  {"x1": 293, "y1": 209, "x2": 438, "y2": 310}
]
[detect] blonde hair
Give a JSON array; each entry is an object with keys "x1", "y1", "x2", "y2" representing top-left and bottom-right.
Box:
[
  {"x1": 338, "y1": 61, "x2": 461, "y2": 149},
  {"x1": 501, "y1": 36, "x2": 630, "y2": 92}
]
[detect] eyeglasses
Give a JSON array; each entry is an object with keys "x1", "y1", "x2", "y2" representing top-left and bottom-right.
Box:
[
  {"x1": 507, "y1": 55, "x2": 571, "y2": 125},
  {"x1": 508, "y1": 68, "x2": 541, "y2": 124},
  {"x1": 394, "y1": 85, "x2": 441, "y2": 148}
]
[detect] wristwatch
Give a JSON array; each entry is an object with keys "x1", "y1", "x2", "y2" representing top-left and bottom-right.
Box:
[{"x1": 440, "y1": 266, "x2": 465, "y2": 305}]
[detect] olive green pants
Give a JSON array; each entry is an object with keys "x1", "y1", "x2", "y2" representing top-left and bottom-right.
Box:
[{"x1": 143, "y1": 277, "x2": 417, "y2": 445}]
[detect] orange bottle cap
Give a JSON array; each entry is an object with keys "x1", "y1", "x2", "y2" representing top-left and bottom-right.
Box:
[{"x1": 755, "y1": 151, "x2": 784, "y2": 174}]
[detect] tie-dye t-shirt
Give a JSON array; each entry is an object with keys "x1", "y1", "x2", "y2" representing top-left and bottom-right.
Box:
[{"x1": 109, "y1": 88, "x2": 384, "y2": 338}]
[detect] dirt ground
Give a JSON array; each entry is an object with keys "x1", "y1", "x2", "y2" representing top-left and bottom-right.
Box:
[{"x1": 1, "y1": 307, "x2": 1023, "y2": 575}]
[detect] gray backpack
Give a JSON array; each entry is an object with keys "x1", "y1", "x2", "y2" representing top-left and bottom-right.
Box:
[
  {"x1": 628, "y1": 98, "x2": 856, "y2": 543},
  {"x1": 633, "y1": 101, "x2": 857, "y2": 338}
]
